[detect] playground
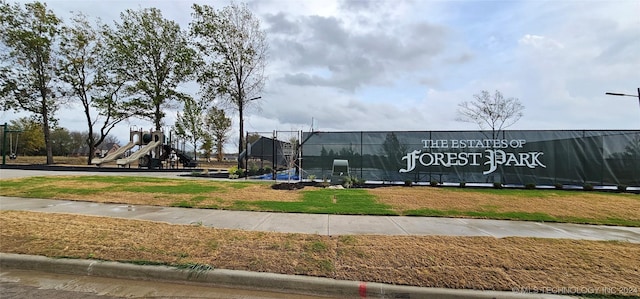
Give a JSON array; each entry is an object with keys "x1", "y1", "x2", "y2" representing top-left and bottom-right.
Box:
[{"x1": 90, "y1": 128, "x2": 198, "y2": 169}]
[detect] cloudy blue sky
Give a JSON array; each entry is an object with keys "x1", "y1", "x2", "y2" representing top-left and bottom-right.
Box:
[{"x1": 2, "y1": 0, "x2": 639, "y2": 146}]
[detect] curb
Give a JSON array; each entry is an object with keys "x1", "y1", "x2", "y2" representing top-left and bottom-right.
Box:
[{"x1": 0, "y1": 253, "x2": 571, "y2": 299}]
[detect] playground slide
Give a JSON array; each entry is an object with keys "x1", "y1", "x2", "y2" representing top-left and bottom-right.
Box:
[
  {"x1": 91, "y1": 141, "x2": 136, "y2": 165},
  {"x1": 116, "y1": 140, "x2": 162, "y2": 166}
]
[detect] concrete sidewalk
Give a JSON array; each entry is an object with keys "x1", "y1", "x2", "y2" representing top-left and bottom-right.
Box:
[{"x1": 1, "y1": 196, "x2": 639, "y2": 243}]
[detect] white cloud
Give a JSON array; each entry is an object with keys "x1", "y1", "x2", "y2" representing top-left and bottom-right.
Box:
[
  {"x1": 518, "y1": 34, "x2": 564, "y2": 50},
  {"x1": 2, "y1": 0, "x2": 638, "y2": 152}
]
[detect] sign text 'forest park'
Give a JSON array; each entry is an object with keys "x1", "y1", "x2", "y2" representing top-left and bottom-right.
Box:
[{"x1": 399, "y1": 139, "x2": 547, "y2": 175}]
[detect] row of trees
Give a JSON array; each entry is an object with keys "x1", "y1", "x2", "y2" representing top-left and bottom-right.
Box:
[
  {"x1": 2, "y1": 117, "x2": 119, "y2": 156},
  {"x1": 0, "y1": 1, "x2": 267, "y2": 164}
]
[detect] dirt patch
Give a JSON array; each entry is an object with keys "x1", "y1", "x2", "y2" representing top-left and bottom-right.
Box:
[
  {"x1": 1, "y1": 210, "x2": 638, "y2": 296},
  {"x1": 214, "y1": 184, "x2": 303, "y2": 203},
  {"x1": 271, "y1": 182, "x2": 305, "y2": 190}
]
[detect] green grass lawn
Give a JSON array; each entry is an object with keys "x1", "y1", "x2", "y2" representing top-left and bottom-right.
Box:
[
  {"x1": 1, "y1": 175, "x2": 638, "y2": 226},
  {"x1": 233, "y1": 189, "x2": 396, "y2": 215}
]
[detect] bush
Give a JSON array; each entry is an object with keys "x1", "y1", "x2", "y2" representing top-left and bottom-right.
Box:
[
  {"x1": 228, "y1": 166, "x2": 239, "y2": 179},
  {"x1": 524, "y1": 183, "x2": 536, "y2": 190},
  {"x1": 307, "y1": 174, "x2": 316, "y2": 181},
  {"x1": 493, "y1": 182, "x2": 503, "y2": 189},
  {"x1": 430, "y1": 180, "x2": 439, "y2": 187},
  {"x1": 583, "y1": 183, "x2": 594, "y2": 191},
  {"x1": 554, "y1": 183, "x2": 563, "y2": 190},
  {"x1": 404, "y1": 180, "x2": 413, "y2": 187},
  {"x1": 353, "y1": 177, "x2": 366, "y2": 187},
  {"x1": 248, "y1": 164, "x2": 259, "y2": 176},
  {"x1": 342, "y1": 176, "x2": 353, "y2": 188},
  {"x1": 617, "y1": 185, "x2": 627, "y2": 192},
  {"x1": 264, "y1": 166, "x2": 272, "y2": 174},
  {"x1": 459, "y1": 181, "x2": 466, "y2": 188}
]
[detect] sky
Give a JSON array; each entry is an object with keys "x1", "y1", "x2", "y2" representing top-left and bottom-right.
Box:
[{"x1": 2, "y1": 0, "x2": 639, "y2": 148}]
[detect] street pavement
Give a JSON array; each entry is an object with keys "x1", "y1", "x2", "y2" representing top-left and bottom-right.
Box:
[{"x1": 0, "y1": 268, "x2": 332, "y2": 299}]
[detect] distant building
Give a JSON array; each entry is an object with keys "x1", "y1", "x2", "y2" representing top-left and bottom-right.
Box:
[
  {"x1": 222, "y1": 153, "x2": 237, "y2": 161},
  {"x1": 72, "y1": 143, "x2": 120, "y2": 157}
]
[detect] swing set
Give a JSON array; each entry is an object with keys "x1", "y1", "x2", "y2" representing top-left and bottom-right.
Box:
[{"x1": 1, "y1": 122, "x2": 22, "y2": 165}]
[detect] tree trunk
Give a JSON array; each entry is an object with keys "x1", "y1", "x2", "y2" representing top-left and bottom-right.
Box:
[
  {"x1": 155, "y1": 102, "x2": 162, "y2": 131},
  {"x1": 87, "y1": 133, "x2": 95, "y2": 165},
  {"x1": 41, "y1": 93, "x2": 53, "y2": 165},
  {"x1": 238, "y1": 102, "x2": 243, "y2": 169}
]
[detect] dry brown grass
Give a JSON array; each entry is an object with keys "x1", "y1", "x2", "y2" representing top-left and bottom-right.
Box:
[
  {"x1": 371, "y1": 187, "x2": 640, "y2": 222},
  {"x1": 1, "y1": 210, "x2": 638, "y2": 296},
  {"x1": 26, "y1": 176, "x2": 303, "y2": 207},
  {"x1": 1, "y1": 174, "x2": 638, "y2": 225},
  {"x1": 4, "y1": 155, "x2": 92, "y2": 166}
]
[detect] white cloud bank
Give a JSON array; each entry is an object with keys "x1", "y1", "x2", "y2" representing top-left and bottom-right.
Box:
[{"x1": 2, "y1": 0, "x2": 638, "y2": 148}]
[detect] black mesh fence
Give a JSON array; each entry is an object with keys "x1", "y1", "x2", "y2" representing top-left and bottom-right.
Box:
[{"x1": 300, "y1": 130, "x2": 640, "y2": 186}]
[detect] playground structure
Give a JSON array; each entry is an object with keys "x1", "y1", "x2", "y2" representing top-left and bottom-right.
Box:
[{"x1": 92, "y1": 128, "x2": 196, "y2": 169}]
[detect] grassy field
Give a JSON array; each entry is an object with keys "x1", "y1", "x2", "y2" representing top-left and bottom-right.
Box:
[
  {"x1": 1, "y1": 175, "x2": 639, "y2": 226},
  {"x1": 2, "y1": 174, "x2": 639, "y2": 296},
  {"x1": 1, "y1": 210, "x2": 638, "y2": 296}
]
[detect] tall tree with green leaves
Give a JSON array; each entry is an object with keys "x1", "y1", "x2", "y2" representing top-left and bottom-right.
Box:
[
  {"x1": 7, "y1": 117, "x2": 45, "y2": 156},
  {"x1": 191, "y1": 2, "x2": 268, "y2": 167},
  {"x1": 57, "y1": 12, "x2": 130, "y2": 164},
  {"x1": 204, "y1": 107, "x2": 232, "y2": 162},
  {"x1": 0, "y1": 1, "x2": 62, "y2": 164},
  {"x1": 105, "y1": 7, "x2": 198, "y2": 131},
  {"x1": 174, "y1": 97, "x2": 205, "y2": 160}
]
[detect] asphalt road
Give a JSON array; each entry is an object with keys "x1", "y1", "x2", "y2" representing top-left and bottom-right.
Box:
[{"x1": 0, "y1": 269, "x2": 337, "y2": 299}]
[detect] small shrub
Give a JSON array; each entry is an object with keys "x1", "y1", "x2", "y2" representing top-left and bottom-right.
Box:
[
  {"x1": 617, "y1": 185, "x2": 627, "y2": 192},
  {"x1": 430, "y1": 180, "x2": 439, "y2": 187},
  {"x1": 493, "y1": 182, "x2": 503, "y2": 189},
  {"x1": 583, "y1": 183, "x2": 594, "y2": 191},
  {"x1": 307, "y1": 174, "x2": 317, "y2": 181},
  {"x1": 228, "y1": 166, "x2": 238, "y2": 175},
  {"x1": 404, "y1": 180, "x2": 413, "y2": 187},
  {"x1": 524, "y1": 183, "x2": 536, "y2": 190},
  {"x1": 264, "y1": 166, "x2": 272, "y2": 174},
  {"x1": 459, "y1": 181, "x2": 466, "y2": 188},
  {"x1": 235, "y1": 168, "x2": 245, "y2": 177},
  {"x1": 227, "y1": 166, "x2": 239, "y2": 179},
  {"x1": 248, "y1": 165, "x2": 258, "y2": 176},
  {"x1": 342, "y1": 176, "x2": 353, "y2": 188},
  {"x1": 554, "y1": 183, "x2": 563, "y2": 190}
]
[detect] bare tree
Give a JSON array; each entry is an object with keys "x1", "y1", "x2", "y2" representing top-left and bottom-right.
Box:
[
  {"x1": 190, "y1": 2, "x2": 268, "y2": 168},
  {"x1": 456, "y1": 90, "x2": 525, "y2": 139}
]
